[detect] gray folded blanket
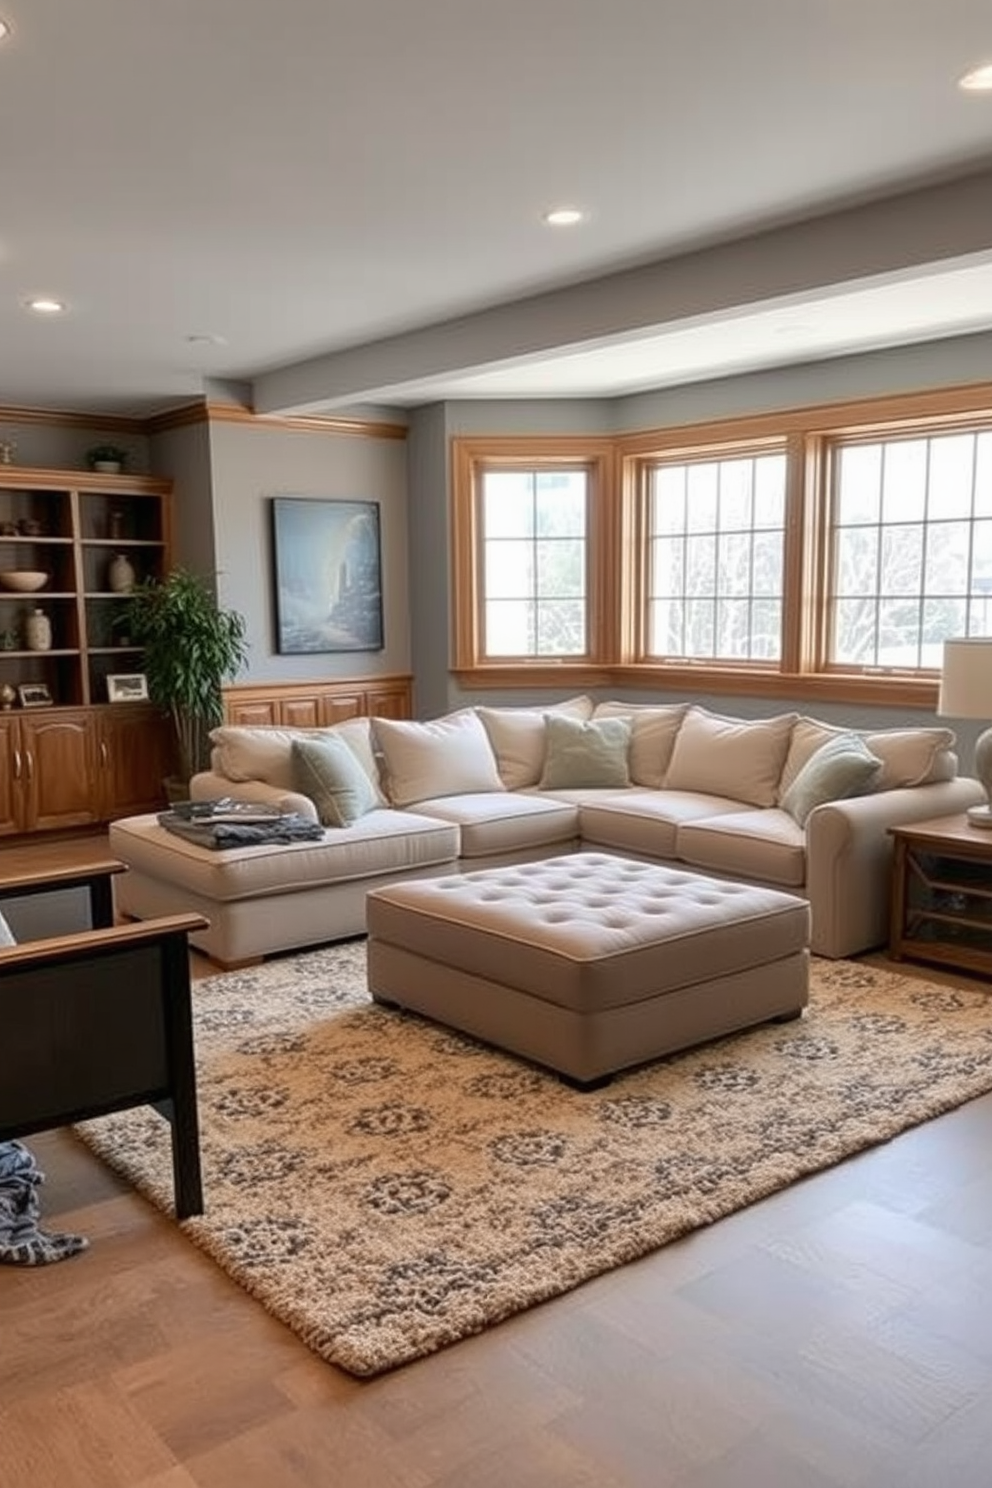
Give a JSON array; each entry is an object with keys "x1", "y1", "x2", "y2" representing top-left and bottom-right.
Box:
[
  {"x1": 0, "y1": 1141, "x2": 88, "y2": 1266},
  {"x1": 158, "y1": 812, "x2": 325, "y2": 849}
]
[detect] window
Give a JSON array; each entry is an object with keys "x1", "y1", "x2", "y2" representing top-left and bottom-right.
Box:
[
  {"x1": 480, "y1": 467, "x2": 587, "y2": 658},
  {"x1": 646, "y1": 451, "x2": 786, "y2": 663},
  {"x1": 829, "y1": 429, "x2": 992, "y2": 670},
  {"x1": 450, "y1": 386, "x2": 992, "y2": 707}
]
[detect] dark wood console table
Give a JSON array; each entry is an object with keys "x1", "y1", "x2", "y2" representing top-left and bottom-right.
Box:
[{"x1": 889, "y1": 814, "x2": 992, "y2": 978}]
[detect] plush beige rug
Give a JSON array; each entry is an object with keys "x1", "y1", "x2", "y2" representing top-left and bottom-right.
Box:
[{"x1": 76, "y1": 943, "x2": 992, "y2": 1377}]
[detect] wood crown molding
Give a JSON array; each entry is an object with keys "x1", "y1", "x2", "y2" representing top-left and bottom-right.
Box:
[{"x1": 145, "y1": 401, "x2": 407, "y2": 441}]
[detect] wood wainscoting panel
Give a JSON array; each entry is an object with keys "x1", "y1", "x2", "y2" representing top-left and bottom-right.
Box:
[{"x1": 222, "y1": 675, "x2": 412, "y2": 728}]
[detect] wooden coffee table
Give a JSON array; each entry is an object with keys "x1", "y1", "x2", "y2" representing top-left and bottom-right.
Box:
[{"x1": 889, "y1": 814, "x2": 992, "y2": 977}]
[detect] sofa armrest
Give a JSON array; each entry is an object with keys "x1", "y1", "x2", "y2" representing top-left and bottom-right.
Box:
[
  {"x1": 188, "y1": 770, "x2": 319, "y2": 823},
  {"x1": 805, "y1": 776, "x2": 984, "y2": 958}
]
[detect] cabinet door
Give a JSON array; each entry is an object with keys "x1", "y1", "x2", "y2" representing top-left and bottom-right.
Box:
[
  {"x1": 0, "y1": 713, "x2": 23, "y2": 835},
  {"x1": 365, "y1": 684, "x2": 411, "y2": 719},
  {"x1": 319, "y1": 692, "x2": 365, "y2": 725},
  {"x1": 280, "y1": 697, "x2": 320, "y2": 728},
  {"x1": 225, "y1": 700, "x2": 276, "y2": 725},
  {"x1": 19, "y1": 711, "x2": 100, "y2": 832},
  {"x1": 100, "y1": 707, "x2": 173, "y2": 818}
]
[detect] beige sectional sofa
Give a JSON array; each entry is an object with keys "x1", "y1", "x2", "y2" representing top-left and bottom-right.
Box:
[{"x1": 109, "y1": 697, "x2": 982, "y2": 965}]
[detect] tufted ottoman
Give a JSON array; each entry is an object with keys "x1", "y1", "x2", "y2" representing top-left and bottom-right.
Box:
[{"x1": 366, "y1": 851, "x2": 810, "y2": 1086}]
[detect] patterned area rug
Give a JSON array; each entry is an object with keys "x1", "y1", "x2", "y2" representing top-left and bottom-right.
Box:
[{"x1": 76, "y1": 943, "x2": 992, "y2": 1377}]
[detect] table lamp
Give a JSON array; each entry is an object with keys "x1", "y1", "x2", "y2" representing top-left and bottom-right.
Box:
[{"x1": 938, "y1": 637, "x2": 992, "y2": 827}]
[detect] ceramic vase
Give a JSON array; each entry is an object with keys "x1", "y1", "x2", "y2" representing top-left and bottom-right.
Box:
[
  {"x1": 108, "y1": 552, "x2": 136, "y2": 594},
  {"x1": 25, "y1": 607, "x2": 52, "y2": 652}
]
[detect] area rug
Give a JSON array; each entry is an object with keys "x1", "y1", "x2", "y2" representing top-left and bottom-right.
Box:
[{"x1": 75, "y1": 944, "x2": 992, "y2": 1377}]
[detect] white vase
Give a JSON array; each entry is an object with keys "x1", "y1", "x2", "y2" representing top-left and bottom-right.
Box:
[
  {"x1": 108, "y1": 552, "x2": 136, "y2": 594},
  {"x1": 94, "y1": 460, "x2": 122, "y2": 474},
  {"x1": 25, "y1": 607, "x2": 52, "y2": 652}
]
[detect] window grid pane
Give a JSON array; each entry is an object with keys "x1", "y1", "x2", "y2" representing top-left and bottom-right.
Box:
[
  {"x1": 480, "y1": 468, "x2": 587, "y2": 657},
  {"x1": 645, "y1": 453, "x2": 786, "y2": 661},
  {"x1": 829, "y1": 430, "x2": 992, "y2": 669}
]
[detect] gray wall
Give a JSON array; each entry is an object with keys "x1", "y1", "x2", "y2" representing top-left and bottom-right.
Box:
[{"x1": 205, "y1": 420, "x2": 409, "y2": 685}]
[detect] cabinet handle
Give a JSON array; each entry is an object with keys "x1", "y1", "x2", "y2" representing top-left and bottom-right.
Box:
[
  {"x1": 100, "y1": 740, "x2": 109, "y2": 768},
  {"x1": 24, "y1": 750, "x2": 33, "y2": 782},
  {"x1": 12, "y1": 748, "x2": 21, "y2": 780}
]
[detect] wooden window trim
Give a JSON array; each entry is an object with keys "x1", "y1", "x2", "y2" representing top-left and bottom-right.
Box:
[{"x1": 450, "y1": 384, "x2": 992, "y2": 706}]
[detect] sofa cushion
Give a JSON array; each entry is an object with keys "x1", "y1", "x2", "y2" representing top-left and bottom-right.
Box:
[
  {"x1": 291, "y1": 734, "x2": 379, "y2": 828},
  {"x1": 539, "y1": 715, "x2": 631, "y2": 790},
  {"x1": 476, "y1": 696, "x2": 593, "y2": 789},
  {"x1": 410, "y1": 792, "x2": 579, "y2": 859},
  {"x1": 778, "y1": 716, "x2": 957, "y2": 798},
  {"x1": 677, "y1": 810, "x2": 807, "y2": 888},
  {"x1": 592, "y1": 702, "x2": 687, "y2": 787},
  {"x1": 574, "y1": 790, "x2": 752, "y2": 860},
  {"x1": 373, "y1": 711, "x2": 505, "y2": 807},
  {"x1": 664, "y1": 707, "x2": 797, "y2": 808},
  {"x1": 780, "y1": 733, "x2": 883, "y2": 827}
]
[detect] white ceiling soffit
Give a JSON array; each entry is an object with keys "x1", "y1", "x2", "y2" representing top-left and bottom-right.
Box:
[{"x1": 4, "y1": 1, "x2": 992, "y2": 417}]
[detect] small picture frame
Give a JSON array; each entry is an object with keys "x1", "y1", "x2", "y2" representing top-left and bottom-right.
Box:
[
  {"x1": 106, "y1": 672, "x2": 149, "y2": 703},
  {"x1": 17, "y1": 682, "x2": 53, "y2": 708}
]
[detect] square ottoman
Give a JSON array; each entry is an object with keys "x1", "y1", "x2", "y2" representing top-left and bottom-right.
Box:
[{"x1": 366, "y1": 852, "x2": 809, "y2": 1085}]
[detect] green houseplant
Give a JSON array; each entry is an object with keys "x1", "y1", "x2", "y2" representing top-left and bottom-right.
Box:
[
  {"x1": 124, "y1": 568, "x2": 249, "y2": 787},
  {"x1": 85, "y1": 443, "x2": 130, "y2": 473}
]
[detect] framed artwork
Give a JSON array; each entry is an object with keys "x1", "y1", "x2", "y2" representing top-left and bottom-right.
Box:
[
  {"x1": 18, "y1": 682, "x2": 53, "y2": 708},
  {"x1": 271, "y1": 497, "x2": 383, "y2": 655},
  {"x1": 106, "y1": 672, "x2": 149, "y2": 702}
]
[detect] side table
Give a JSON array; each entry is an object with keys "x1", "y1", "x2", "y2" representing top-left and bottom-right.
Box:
[{"x1": 889, "y1": 814, "x2": 992, "y2": 978}]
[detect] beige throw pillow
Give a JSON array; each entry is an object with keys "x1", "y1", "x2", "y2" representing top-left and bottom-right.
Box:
[
  {"x1": 210, "y1": 720, "x2": 386, "y2": 802},
  {"x1": 373, "y1": 711, "x2": 505, "y2": 806},
  {"x1": 592, "y1": 702, "x2": 687, "y2": 788},
  {"x1": 539, "y1": 715, "x2": 631, "y2": 790},
  {"x1": 778, "y1": 717, "x2": 957, "y2": 799},
  {"x1": 477, "y1": 696, "x2": 594, "y2": 788},
  {"x1": 664, "y1": 707, "x2": 797, "y2": 807}
]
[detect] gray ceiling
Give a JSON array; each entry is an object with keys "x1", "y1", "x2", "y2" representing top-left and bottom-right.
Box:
[{"x1": 3, "y1": 0, "x2": 992, "y2": 418}]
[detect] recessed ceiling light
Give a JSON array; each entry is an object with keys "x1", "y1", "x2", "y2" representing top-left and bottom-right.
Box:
[
  {"x1": 958, "y1": 62, "x2": 992, "y2": 91},
  {"x1": 185, "y1": 332, "x2": 227, "y2": 346},
  {"x1": 25, "y1": 297, "x2": 66, "y2": 315},
  {"x1": 543, "y1": 207, "x2": 585, "y2": 227}
]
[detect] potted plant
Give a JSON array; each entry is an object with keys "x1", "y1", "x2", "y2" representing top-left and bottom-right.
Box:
[
  {"x1": 85, "y1": 443, "x2": 130, "y2": 474},
  {"x1": 123, "y1": 568, "x2": 249, "y2": 790}
]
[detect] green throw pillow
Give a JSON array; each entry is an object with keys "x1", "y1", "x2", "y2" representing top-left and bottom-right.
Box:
[
  {"x1": 539, "y1": 714, "x2": 631, "y2": 790},
  {"x1": 781, "y1": 732, "x2": 883, "y2": 827},
  {"x1": 291, "y1": 734, "x2": 378, "y2": 828}
]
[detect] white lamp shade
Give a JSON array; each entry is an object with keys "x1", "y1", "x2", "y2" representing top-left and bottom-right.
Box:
[{"x1": 938, "y1": 638, "x2": 992, "y2": 719}]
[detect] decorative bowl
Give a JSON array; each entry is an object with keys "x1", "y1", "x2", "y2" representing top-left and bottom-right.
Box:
[{"x1": 0, "y1": 570, "x2": 49, "y2": 592}]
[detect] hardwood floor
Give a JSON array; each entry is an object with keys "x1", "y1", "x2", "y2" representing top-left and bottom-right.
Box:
[{"x1": 3, "y1": 836, "x2": 992, "y2": 1486}]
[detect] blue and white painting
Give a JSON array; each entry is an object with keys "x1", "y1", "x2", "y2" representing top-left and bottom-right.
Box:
[{"x1": 271, "y1": 497, "x2": 384, "y2": 654}]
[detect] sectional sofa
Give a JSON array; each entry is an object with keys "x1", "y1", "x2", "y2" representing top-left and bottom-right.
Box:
[{"x1": 108, "y1": 697, "x2": 982, "y2": 966}]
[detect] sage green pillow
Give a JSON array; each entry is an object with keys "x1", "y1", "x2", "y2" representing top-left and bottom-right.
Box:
[
  {"x1": 781, "y1": 732, "x2": 883, "y2": 827},
  {"x1": 291, "y1": 734, "x2": 378, "y2": 828},
  {"x1": 539, "y1": 714, "x2": 631, "y2": 790}
]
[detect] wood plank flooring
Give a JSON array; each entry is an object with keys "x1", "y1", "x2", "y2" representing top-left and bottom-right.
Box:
[{"x1": 3, "y1": 835, "x2": 992, "y2": 1486}]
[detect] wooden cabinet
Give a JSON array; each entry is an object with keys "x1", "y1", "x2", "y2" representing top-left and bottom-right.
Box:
[
  {"x1": 0, "y1": 466, "x2": 171, "y2": 709},
  {"x1": 0, "y1": 468, "x2": 173, "y2": 837},
  {"x1": 0, "y1": 709, "x2": 99, "y2": 835},
  {"x1": 98, "y1": 706, "x2": 173, "y2": 819}
]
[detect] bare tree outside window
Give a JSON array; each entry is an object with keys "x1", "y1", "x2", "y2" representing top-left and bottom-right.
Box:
[
  {"x1": 646, "y1": 452, "x2": 786, "y2": 662},
  {"x1": 830, "y1": 430, "x2": 992, "y2": 669},
  {"x1": 481, "y1": 469, "x2": 587, "y2": 657}
]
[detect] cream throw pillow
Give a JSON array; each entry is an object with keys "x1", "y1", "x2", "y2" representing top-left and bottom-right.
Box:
[
  {"x1": 477, "y1": 696, "x2": 593, "y2": 789},
  {"x1": 210, "y1": 719, "x2": 385, "y2": 802},
  {"x1": 778, "y1": 716, "x2": 957, "y2": 799},
  {"x1": 592, "y1": 702, "x2": 687, "y2": 788},
  {"x1": 373, "y1": 711, "x2": 505, "y2": 806},
  {"x1": 664, "y1": 707, "x2": 797, "y2": 807},
  {"x1": 539, "y1": 715, "x2": 631, "y2": 790}
]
